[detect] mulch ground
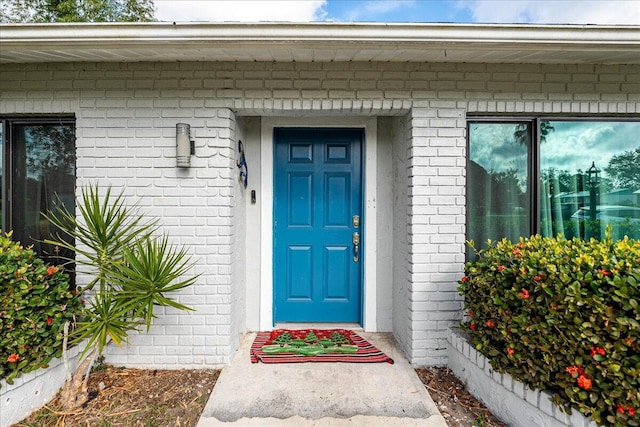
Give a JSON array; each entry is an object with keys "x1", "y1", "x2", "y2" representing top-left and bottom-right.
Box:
[
  {"x1": 15, "y1": 366, "x2": 219, "y2": 427},
  {"x1": 417, "y1": 366, "x2": 508, "y2": 427}
]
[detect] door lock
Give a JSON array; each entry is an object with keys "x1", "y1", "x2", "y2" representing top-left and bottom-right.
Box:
[
  {"x1": 352, "y1": 215, "x2": 360, "y2": 228},
  {"x1": 352, "y1": 232, "x2": 360, "y2": 262}
]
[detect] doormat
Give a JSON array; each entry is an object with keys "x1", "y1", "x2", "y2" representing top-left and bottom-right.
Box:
[{"x1": 250, "y1": 329, "x2": 394, "y2": 364}]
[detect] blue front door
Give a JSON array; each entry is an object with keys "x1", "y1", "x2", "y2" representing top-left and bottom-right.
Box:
[{"x1": 274, "y1": 128, "x2": 363, "y2": 323}]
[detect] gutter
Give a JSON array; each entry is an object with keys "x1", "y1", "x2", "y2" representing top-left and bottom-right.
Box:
[{"x1": 1, "y1": 22, "x2": 639, "y2": 48}]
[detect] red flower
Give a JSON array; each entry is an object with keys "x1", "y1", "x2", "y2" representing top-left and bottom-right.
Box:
[
  {"x1": 7, "y1": 353, "x2": 20, "y2": 363},
  {"x1": 507, "y1": 347, "x2": 515, "y2": 355},
  {"x1": 47, "y1": 266, "x2": 57, "y2": 276},
  {"x1": 598, "y1": 269, "x2": 611, "y2": 276},
  {"x1": 626, "y1": 337, "x2": 633, "y2": 346},
  {"x1": 566, "y1": 365, "x2": 584, "y2": 376},
  {"x1": 519, "y1": 289, "x2": 530, "y2": 299},
  {"x1": 627, "y1": 406, "x2": 635, "y2": 416},
  {"x1": 512, "y1": 249, "x2": 522, "y2": 258},
  {"x1": 497, "y1": 265, "x2": 505, "y2": 272},
  {"x1": 461, "y1": 276, "x2": 469, "y2": 283},
  {"x1": 549, "y1": 303, "x2": 558, "y2": 310},
  {"x1": 469, "y1": 323, "x2": 476, "y2": 331},
  {"x1": 618, "y1": 405, "x2": 626, "y2": 414},
  {"x1": 46, "y1": 317, "x2": 53, "y2": 325},
  {"x1": 590, "y1": 346, "x2": 606, "y2": 358},
  {"x1": 504, "y1": 309, "x2": 510, "y2": 316},
  {"x1": 467, "y1": 311, "x2": 474, "y2": 318},
  {"x1": 577, "y1": 374, "x2": 592, "y2": 390},
  {"x1": 486, "y1": 320, "x2": 495, "y2": 328}
]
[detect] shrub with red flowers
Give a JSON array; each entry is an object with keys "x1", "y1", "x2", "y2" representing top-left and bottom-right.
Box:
[
  {"x1": 458, "y1": 231, "x2": 640, "y2": 426},
  {"x1": 0, "y1": 232, "x2": 82, "y2": 387}
]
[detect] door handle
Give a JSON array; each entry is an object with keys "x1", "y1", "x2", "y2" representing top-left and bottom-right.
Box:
[{"x1": 352, "y1": 232, "x2": 360, "y2": 262}]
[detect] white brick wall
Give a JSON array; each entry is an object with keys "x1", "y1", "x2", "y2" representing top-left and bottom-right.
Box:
[
  {"x1": 1, "y1": 61, "x2": 638, "y2": 366},
  {"x1": 392, "y1": 114, "x2": 411, "y2": 356}
]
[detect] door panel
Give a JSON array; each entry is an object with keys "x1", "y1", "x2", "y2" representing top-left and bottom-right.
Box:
[
  {"x1": 287, "y1": 246, "x2": 313, "y2": 300},
  {"x1": 324, "y1": 246, "x2": 350, "y2": 300},
  {"x1": 288, "y1": 172, "x2": 313, "y2": 226},
  {"x1": 274, "y1": 128, "x2": 363, "y2": 323},
  {"x1": 325, "y1": 173, "x2": 350, "y2": 226}
]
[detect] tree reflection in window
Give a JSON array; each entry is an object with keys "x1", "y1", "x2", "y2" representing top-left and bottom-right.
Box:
[
  {"x1": 468, "y1": 119, "x2": 640, "y2": 257},
  {"x1": 541, "y1": 120, "x2": 640, "y2": 241},
  {"x1": 467, "y1": 122, "x2": 531, "y2": 257},
  {"x1": 10, "y1": 121, "x2": 75, "y2": 266}
]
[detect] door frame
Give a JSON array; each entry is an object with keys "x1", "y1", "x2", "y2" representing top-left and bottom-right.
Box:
[{"x1": 260, "y1": 117, "x2": 378, "y2": 331}]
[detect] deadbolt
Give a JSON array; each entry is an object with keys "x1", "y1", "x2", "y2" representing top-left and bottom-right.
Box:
[{"x1": 352, "y1": 215, "x2": 360, "y2": 228}]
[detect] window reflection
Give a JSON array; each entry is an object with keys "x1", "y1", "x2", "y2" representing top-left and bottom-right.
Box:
[
  {"x1": 467, "y1": 119, "x2": 640, "y2": 256},
  {"x1": 541, "y1": 121, "x2": 640, "y2": 240},
  {"x1": 11, "y1": 123, "x2": 75, "y2": 263},
  {"x1": 467, "y1": 122, "x2": 531, "y2": 255},
  {"x1": 0, "y1": 122, "x2": 3, "y2": 230}
]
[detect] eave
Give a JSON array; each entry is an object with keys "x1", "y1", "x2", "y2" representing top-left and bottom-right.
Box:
[{"x1": 1, "y1": 22, "x2": 639, "y2": 64}]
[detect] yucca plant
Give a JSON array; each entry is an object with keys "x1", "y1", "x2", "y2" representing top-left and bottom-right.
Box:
[{"x1": 44, "y1": 184, "x2": 197, "y2": 409}]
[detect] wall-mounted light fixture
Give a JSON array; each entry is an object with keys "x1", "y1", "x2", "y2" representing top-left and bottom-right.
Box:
[{"x1": 176, "y1": 123, "x2": 194, "y2": 168}]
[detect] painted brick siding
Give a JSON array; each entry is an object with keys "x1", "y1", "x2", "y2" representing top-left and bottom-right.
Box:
[
  {"x1": 391, "y1": 114, "x2": 412, "y2": 356},
  {"x1": 407, "y1": 105, "x2": 467, "y2": 365},
  {"x1": 229, "y1": 112, "x2": 247, "y2": 358},
  {"x1": 96, "y1": 106, "x2": 241, "y2": 368},
  {"x1": 0, "y1": 61, "x2": 638, "y2": 366}
]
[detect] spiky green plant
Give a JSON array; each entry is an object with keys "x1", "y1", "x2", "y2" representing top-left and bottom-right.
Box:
[{"x1": 44, "y1": 184, "x2": 197, "y2": 409}]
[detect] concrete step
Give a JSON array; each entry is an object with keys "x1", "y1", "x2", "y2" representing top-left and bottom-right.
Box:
[{"x1": 198, "y1": 332, "x2": 447, "y2": 426}]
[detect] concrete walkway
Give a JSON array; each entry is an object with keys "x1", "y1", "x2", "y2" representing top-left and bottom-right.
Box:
[{"x1": 198, "y1": 331, "x2": 447, "y2": 426}]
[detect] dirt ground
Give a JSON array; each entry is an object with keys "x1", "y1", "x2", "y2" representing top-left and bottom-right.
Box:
[
  {"x1": 15, "y1": 366, "x2": 220, "y2": 427},
  {"x1": 16, "y1": 365, "x2": 505, "y2": 427},
  {"x1": 417, "y1": 367, "x2": 508, "y2": 427}
]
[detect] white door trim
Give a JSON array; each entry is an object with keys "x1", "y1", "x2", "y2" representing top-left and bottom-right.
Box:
[{"x1": 260, "y1": 116, "x2": 378, "y2": 331}]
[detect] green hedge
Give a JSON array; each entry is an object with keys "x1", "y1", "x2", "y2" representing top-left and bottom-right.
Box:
[
  {"x1": 0, "y1": 232, "x2": 82, "y2": 386},
  {"x1": 458, "y1": 233, "x2": 640, "y2": 426}
]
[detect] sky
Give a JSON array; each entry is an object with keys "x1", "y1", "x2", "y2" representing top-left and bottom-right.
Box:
[{"x1": 154, "y1": 0, "x2": 640, "y2": 25}]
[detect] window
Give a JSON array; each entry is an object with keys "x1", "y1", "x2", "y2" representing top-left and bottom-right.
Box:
[
  {"x1": 1, "y1": 117, "x2": 76, "y2": 264},
  {"x1": 467, "y1": 118, "x2": 640, "y2": 255}
]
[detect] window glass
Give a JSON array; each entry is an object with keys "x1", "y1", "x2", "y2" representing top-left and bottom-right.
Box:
[
  {"x1": 0, "y1": 122, "x2": 3, "y2": 230},
  {"x1": 10, "y1": 122, "x2": 75, "y2": 261},
  {"x1": 540, "y1": 121, "x2": 640, "y2": 240},
  {"x1": 467, "y1": 122, "x2": 531, "y2": 256}
]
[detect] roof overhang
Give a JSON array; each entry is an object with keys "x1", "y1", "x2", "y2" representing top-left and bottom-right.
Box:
[{"x1": 1, "y1": 22, "x2": 639, "y2": 64}]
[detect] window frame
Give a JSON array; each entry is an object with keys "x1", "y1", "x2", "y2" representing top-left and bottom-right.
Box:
[
  {"x1": 1, "y1": 115, "x2": 76, "y2": 232},
  {"x1": 466, "y1": 116, "x2": 538, "y2": 247},
  {"x1": 466, "y1": 115, "x2": 640, "y2": 249}
]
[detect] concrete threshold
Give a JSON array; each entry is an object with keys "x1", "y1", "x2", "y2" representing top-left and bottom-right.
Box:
[{"x1": 198, "y1": 331, "x2": 447, "y2": 427}]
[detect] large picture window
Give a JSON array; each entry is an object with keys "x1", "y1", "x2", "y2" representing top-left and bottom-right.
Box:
[
  {"x1": 1, "y1": 117, "x2": 76, "y2": 264},
  {"x1": 467, "y1": 118, "x2": 640, "y2": 255}
]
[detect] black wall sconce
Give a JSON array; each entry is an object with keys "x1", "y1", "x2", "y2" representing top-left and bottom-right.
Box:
[{"x1": 176, "y1": 123, "x2": 194, "y2": 168}]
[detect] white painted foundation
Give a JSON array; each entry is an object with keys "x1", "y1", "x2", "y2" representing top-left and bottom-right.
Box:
[
  {"x1": 0, "y1": 348, "x2": 79, "y2": 427},
  {"x1": 447, "y1": 329, "x2": 597, "y2": 427}
]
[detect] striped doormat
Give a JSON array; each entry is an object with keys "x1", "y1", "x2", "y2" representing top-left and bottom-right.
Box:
[{"x1": 250, "y1": 329, "x2": 394, "y2": 364}]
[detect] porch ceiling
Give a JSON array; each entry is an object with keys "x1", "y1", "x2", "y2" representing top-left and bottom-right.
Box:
[{"x1": 1, "y1": 22, "x2": 639, "y2": 65}]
